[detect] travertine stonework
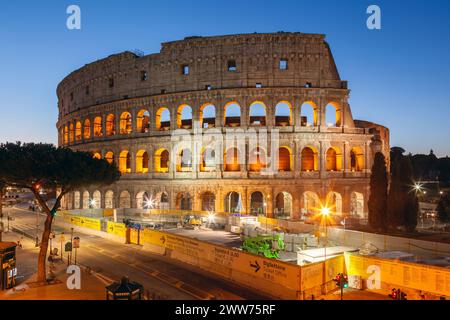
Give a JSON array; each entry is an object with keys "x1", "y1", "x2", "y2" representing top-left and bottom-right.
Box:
[{"x1": 57, "y1": 32, "x2": 389, "y2": 219}]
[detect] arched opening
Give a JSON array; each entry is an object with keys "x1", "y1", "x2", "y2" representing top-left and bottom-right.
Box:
[
  {"x1": 350, "y1": 192, "x2": 365, "y2": 218},
  {"x1": 275, "y1": 192, "x2": 292, "y2": 219},
  {"x1": 350, "y1": 147, "x2": 364, "y2": 172},
  {"x1": 136, "y1": 191, "x2": 150, "y2": 209},
  {"x1": 105, "y1": 151, "x2": 114, "y2": 164},
  {"x1": 136, "y1": 150, "x2": 149, "y2": 173},
  {"x1": 74, "y1": 191, "x2": 81, "y2": 209},
  {"x1": 301, "y1": 147, "x2": 319, "y2": 171},
  {"x1": 275, "y1": 101, "x2": 292, "y2": 126},
  {"x1": 75, "y1": 121, "x2": 82, "y2": 141},
  {"x1": 156, "y1": 107, "x2": 170, "y2": 131},
  {"x1": 82, "y1": 191, "x2": 90, "y2": 209},
  {"x1": 177, "y1": 148, "x2": 192, "y2": 172},
  {"x1": 224, "y1": 192, "x2": 242, "y2": 213},
  {"x1": 83, "y1": 119, "x2": 91, "y2": 139},
  {"x1": 250, "y1": 191, "x2": 265, "y2": 216},
  {"x1": 120, "y1": 112, "x2": 132, "y2": 134},
  {"x1": 93, "y1": 116, "x2": 102, "y2": 137},
  {"x1": 119, "y1": 190, "x2": 131, "y2": 209},
  {"x1": 278, "y1": 147, "x2": 292, "y2": 171},
  {"x1": 92, "y1": 190, "x2": 101, "y2": 209},
  {"x1": 249, "y1": 101, "x2": 266, "y2": 126},
  {"x1": 326, "y1": 191, "x2": 343, "y2": 216},
  {"x1": 63, "y1": 125, "x2": 69, "y2": 144},
  {"x1": 105, "y1": 190, "x2": 114, "y2": 209},
  {"x1": 177, "y1": 104, "x2": 193, "y2": 129},
  {"x1": 325, "y1": 102, "x2": 342, "y2": 127},
  {"x1": 69, "y1": 123, "x2": 74, "y2": 143},
  {"x1": 160, "y1": 192, "x2": 169, "y2": 209},
  {"x1": 225, "y1": 147, "x2": 240, "y2": 171},
  {"x1": 155, "y1": 149, "x2": 169, "y2": 173},
  {"x1": 249, "y1": 147, "x2": 267, "y2": 172},
  {"x1": 200, "y1": 147, "x2": 216, "y2": 172},
  {"x1": 303, "y1": 191, "x2": 320, "y2": 216},
  {"x1": 176, "y1": 192, "x2": 192, "y2": 210},
  {"x1": 119, "y1": 150, "x2": 131, "y2": 173},
  {"x1": 136, "y1": 109, "x2": 150, "y2": 133},
  {"x1": 326, "y1": 147, "x2": 342, "y2": 171},
  {"x1": 300, "y1": 101, "x2": 318, "y2": 127},
  {"x1": 92, "y1": 152, "x2": 101, "y2": 160},
  {"x1": 106, "y1": 114, "x2": 115, "y2": 136},
  {"x1": 224, "y1": 102, "x2": 241, "y2": 127},
  {"x1": 201, "y1": 192, "x2": 215, "y2": 211},
  {"x1": 200, "y1": 104, "x2": 216, "y2": 128}
]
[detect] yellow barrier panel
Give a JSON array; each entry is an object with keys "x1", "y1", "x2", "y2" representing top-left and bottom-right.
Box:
[
  {"x1": 61, "y1": 213, "x2": 101, "y2": 231},
  {"x1": 103, "y1": 209, "x2": 114, "y2": 217},
  {"x1": 107, "y1": 221, "x2": 126, "y2": 238},
  {"x1": 345, "y1": 253, "x2": 450, "y2": 297},
  {"x1": 142, "y1": 229, "x2": 301, "y2": 291}
]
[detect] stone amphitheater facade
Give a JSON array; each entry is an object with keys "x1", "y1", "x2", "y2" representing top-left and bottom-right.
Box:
[{"x1": 57, "y1": 32, "x2": 389, "y2": 220}]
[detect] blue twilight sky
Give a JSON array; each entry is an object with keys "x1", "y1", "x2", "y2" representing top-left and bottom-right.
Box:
[{"x1": 0, "y1": 0, "x2": 449, "y2": 156}]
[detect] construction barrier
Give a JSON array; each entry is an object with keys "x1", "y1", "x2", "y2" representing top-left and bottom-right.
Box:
[
  {"x1": 106, "y1": 221, "x2": 126, "y2": 238},
  {"x1": 60, "y1": 212, "x2": 101, "y2": 231},
  {"x1": 344, "y1": 253, "x2": 450, "y2": 297}
]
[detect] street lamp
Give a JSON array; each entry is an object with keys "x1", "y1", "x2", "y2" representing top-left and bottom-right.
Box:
[{"x1": 320, "y1": 206, "x2": 331, "y2": 294}]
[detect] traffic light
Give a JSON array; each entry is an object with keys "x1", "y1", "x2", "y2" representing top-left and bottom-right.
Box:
[
  {"x1": 400, "y1": 291, "x2": 407, "y2": 300},
  {"x1": 333, "y1": 273, "x2": 349, "y2": 288},
  {"x1": 389, "y1": 288, "x2": 398, "y2": 300},
  {"x1": 389, "y1": 288, "x2": 407, "y2": 300}
]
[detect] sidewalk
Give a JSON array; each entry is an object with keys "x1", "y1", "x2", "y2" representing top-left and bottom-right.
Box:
[{"x1": 0, "y1": 230, "x2": 109, "y2": 300}]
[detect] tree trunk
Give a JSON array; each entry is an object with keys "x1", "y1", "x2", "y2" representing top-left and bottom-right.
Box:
[{"x1": 37, "y1": 213, "x2": 54, "y2": 283}]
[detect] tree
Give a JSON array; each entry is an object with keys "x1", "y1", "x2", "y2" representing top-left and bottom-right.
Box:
[
  {"x1": 437, "y1": 195, "x2": 450, "y2": 223},
  {"x1": 0, "y1": 142, "x2": 120, "y2": 283},
  {"x1": 399, "y1": 157, "x2": 419, "y2": 232},
  {"x1": 368, "y1": 152, "x2": 388, "y2": 231},
  {"x1": 387, "y1": 147, "x2": 404, "y2": 229}
]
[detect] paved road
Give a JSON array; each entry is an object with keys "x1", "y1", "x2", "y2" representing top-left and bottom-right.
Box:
[{"x1": 4, "y1": 206, "x2": 272, "y2": 300}]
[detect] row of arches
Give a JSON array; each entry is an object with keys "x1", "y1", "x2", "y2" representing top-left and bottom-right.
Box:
[
  {"x1": 61, "y1": 101, "x2": 343, "y2": 145},
  {"x1": 93, "y1": 145, "x2": 365, "y2": 174},
  {"x1": 69, "y1": 189, "x2": 366, "y2": 218}
]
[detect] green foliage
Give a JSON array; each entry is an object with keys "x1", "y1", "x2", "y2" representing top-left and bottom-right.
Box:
[
  {"x1": 368, "y1": 152, "x2": 388, "y2": 231},
  {"x1": 241, "y1": 234, "x2": 284, "y2": 259},
  {"x1": 437, "y1": 195, "x2": 450, "y2": 223}
]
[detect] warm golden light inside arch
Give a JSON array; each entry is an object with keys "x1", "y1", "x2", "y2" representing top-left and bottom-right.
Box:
[
  {"x1": 119, "y1": 112, "x2": 132, "y2": 135},
  {"x1": 156, "y1": 107, "x2": 170, "y2": 131},
  {"x1": 154, "y1": 148, "x2": 169, "y2": 173},
  {"x1": 83, "y1": 119, "x2": 91, "y2": 139}
]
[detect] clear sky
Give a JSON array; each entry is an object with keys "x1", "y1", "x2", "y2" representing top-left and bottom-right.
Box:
[{"x1": 0, "y1": 0, "x2": 449, "y2": 156}]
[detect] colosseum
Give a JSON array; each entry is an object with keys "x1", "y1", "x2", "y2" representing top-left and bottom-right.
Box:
[{"x1": 57, "y1": 32, "x2": 389, "y2": 222}]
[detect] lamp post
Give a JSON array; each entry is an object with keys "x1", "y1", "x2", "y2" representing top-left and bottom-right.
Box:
[{"x1": 320, "y1": 206, "x2": 330, "y2": 294}]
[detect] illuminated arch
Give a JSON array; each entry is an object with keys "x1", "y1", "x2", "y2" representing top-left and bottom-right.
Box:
[
  {"x1": 224, "y1": 102, "x2": 241, "y2": 127},
  {"x1": 69, "y1": 123, "x2": 75, "y2": 143},
  {"x1": 93, "y1": 116, "x2": 102, "y2": 137},
  {"x1": 278, "y1": 146, "x2": 292, "y2": 171},
  {"x1": 275, "y1": 101, "x2": 293, "y2": 126},
  {"x1": 176, "y1": 192, "x2": 192, "y2": 210},
  {"x1": 63, "y1": 125, "x2": 69, "y2": 144},
  {"x1": 105, "y1": 190, "x2": 114, "y2": 209},
  {"x1": 224, "y1": 147, "x2": 241, "y2": 171},
  {"x1": 92, "y1": 152, "x2": 101, "y2": 159},
  {"x1": 249, "y1": 101, "x2": 266, "y2": 126},
  {"x1": 119, "y1": 112, "x2": 132, "y2": 134},
  {"x1": 154, "y1": 148, "x2": 169, "y2": 173},
  {"x1": 119, "y1": 190, "x2": 131, "y2": 209},
  {"x1": 325, "y1": 191, "x2": 343, "y2": 215},
  {"x1": 300, "y1": 101, "x2": 318, "y2": 127},
  {"x1": 156, "y1": 107, "x2": 170, "y2": 131},
  {"x1": 136, "y1": 150, "x2": 149, "y2": 173},
  {"x1": 303, "y1": 191, "x2": 320, "y2": 215},
  {"x1": 75, "y1": 121, "x2": 82, "y2": 141},
  {"x1": 177, "y1": 148, "x2": 192, "y2": 172},
  {"x1": 224, "y1": 191, "x2": 242, "y2": 213},
  {"x1": 201, "y1": 192, "x2": 216, "y2": 211},
  {"x1": 350, "y1": 192, "x2": 365, "y2": 217},
  {"x1": 177, "y1": 104, "x2": 193, "y2": 129},
  {"x1": 275, "y1": 192, "x2": 292, "y2": 218},
  {"x1": 200, "y1": 103, "x2": 216, "y2": 128},
  {"x1": 325, "y1": 102, "x2": 342, "y2": 127},
  {"x1": 249, "y1": 147, "x2": 267, "y2": 172},
  {"x1": 82, "y1": 191, "x2": 90, "y2": 209},
  {"x1": 104, "y1": 151, "x2": 114, "y2": 164},
  {"x1": 326, "y1": 147, "x2": 342, "y2": 171},
  {"x1": 136, "y1": 109, "x2": 150, "y2": 133},
  {"x1": 92, "y1": 190, "x2": 101, "y2": 209},
  {"x1": 83, "y1": 119, "x2": 91, "y2": 139},
  {"x1": 119, "y1": 150, "x2": 131, "y2": 173},
  {"x1": 301, "y1": 146, "x2": 319, "y2": 171},
  {"x1": 136, "y1": 191, "x2": 150, "y2": 209},
  {"x1": 250, "y1": 191, "x2": 265, "y2": 216},
  {"x1": 200, "y1": 147, "x2": 216, "y2": 172},
  {"x1": 350, "y1": 146, "x2": 364, "y2": 172},
  {"x1": 74, "y1": 191, "x2": 81, "y2": 209},
  {"x1": 105, "y1": 114, "x2": 115, "y2": 136}
]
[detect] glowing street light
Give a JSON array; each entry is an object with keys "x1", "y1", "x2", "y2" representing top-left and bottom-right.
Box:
[
  {"x1": 207, "y1": 212, "x2": 215, "y2": 224},
  {"x1": 89, "y1": 199, "x2": 96, "y2": 208},
  {"x1": 413, "y1": 182, "x2": 423, "y2": 193},
  {"x1": 320, "y1": 207, "x2": 330, "y2": 217}
]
